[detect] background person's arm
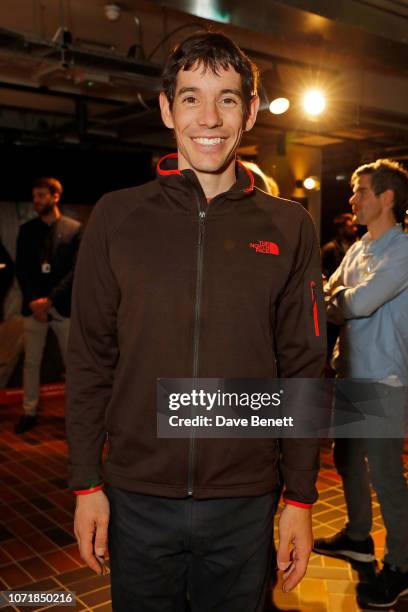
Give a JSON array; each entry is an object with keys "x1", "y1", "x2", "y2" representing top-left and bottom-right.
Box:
[
  {"x1": 331, "y1": 246, "x2": 408, "y2": 319},
  {"x1": 48, "y1": 225, "x2": 83, "y2": 313}
]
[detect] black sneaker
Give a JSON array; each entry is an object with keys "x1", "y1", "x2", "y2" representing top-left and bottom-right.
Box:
[
  {"x1": 14, "y1": 414, "x2": 37, "y2": 434},
  {"x1": 357, "y1": 563, "x2": 408, "y2": 608},
  {"x1": 313, "y1": 529, "x2": 375, "y2": 563}
]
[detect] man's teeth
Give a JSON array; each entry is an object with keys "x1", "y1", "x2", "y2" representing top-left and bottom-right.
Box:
[{"x1": 193, "y1": 137, "x2": 225, "y2": 145}]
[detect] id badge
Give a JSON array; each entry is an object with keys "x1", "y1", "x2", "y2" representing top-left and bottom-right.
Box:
[{"x1": 41, "y1": 262, "x2": 51, "y2": 274}]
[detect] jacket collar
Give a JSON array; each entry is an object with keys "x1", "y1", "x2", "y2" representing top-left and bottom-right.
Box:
[{"x1": 156, "y1": 153, "x2": 255, "y2": 202}]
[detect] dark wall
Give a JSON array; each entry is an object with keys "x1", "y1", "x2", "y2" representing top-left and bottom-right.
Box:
[
  {"x1": 0, "y1": 144, "x2": 153, "y2": 204},
  {"x1": 320, "y1": 178, "x2": 353, "y2": 246}
]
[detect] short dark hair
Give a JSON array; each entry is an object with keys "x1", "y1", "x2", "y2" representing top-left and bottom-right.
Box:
[
  {"x1": 32, "y1": 177, "x2": 63, "y2": 197},
  {"x1": 161, "y1": 31, "x2": 259, "y2": 122},
  {"x1": 351, "y1": 159, "x2": 408, "y2": 224}
]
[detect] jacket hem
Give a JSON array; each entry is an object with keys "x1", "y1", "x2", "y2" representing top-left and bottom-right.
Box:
[{"x1": 104, "y1": 471, "x2": 281, "y2": 500}]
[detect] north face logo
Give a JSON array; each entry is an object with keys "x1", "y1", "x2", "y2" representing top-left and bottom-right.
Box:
[{"x1": 249, "y1": 240, "x2": 279, "y2": 255}]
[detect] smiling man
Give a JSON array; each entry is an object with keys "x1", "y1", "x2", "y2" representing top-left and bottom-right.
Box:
[{"x1": 66, "y1": 32, "x2": 326, "y2": 611}]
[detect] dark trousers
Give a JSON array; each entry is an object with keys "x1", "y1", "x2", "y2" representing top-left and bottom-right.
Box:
[
  {"x1": 107, "y1": 488, "x2": 279, "y2": 612},
  {"x1": 334, "y1": 437, "x2": 408, "y2": 570}
]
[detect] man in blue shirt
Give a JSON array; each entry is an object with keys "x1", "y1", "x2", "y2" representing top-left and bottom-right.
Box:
[{"x1": 313, "y1": 159, "x2": 408, "y2": 608}]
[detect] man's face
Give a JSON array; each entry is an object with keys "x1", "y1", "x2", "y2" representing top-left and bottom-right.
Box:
[
  {"x1": 349, "y1": 174, "x2": 385, "y2": 227},
  {"x1": 32, "y1": 187, "x2": 58, "y2": 216},
  {"x1": 160, "y1": 63, "x2": 259, "y2": 176}
]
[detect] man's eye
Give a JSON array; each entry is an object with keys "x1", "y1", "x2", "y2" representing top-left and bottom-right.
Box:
[
  {"x1": 183, "y1": 96, "x2": 198, "y2": 104},
  {"x1": 221, "y1": 98, "x2": 237, "y2": 106}
]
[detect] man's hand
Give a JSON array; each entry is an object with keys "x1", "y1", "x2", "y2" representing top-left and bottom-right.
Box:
[
  {"x1": 74, "y1": 490, "x2": 110, "y2": 575},
  {"x1": 29, "y1": 298, "x2": 52, "y2": 313},
  {"x1": 277, "y1": 504, "x2": 313, "y2": 592},
  {"x1": 29, "y1": 298, "x2": 52, "y2": 323}
]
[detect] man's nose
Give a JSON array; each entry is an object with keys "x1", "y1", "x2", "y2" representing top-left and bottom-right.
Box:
[
  {"x1": 349, "y1": 193, "x2": 357, "y2": 206},
  {"x1": 198, "y1": 101, "x2": 222, "y2": 128}
]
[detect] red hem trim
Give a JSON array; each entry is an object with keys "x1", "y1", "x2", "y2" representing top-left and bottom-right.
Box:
[
  {"x1": 284, "y1": 499, "x2": 313, "y2": 509},
  {"x1": 73, "y1": 484, "x2": 104, "y2": 496},
  {"x1": 237, "y1": 160, "x2": 255, "y2": 193},
  {"x1": 156, "y1": 153, "x2": 181, "y2": 176}
]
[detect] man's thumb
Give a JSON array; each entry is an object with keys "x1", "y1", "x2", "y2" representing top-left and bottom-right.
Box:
[
  {"x1": 94, "y1": 528, "x2": 107, "y2": 557},
  {"x1": 277, "y1": 541, "x2": 291, "y2": 570}
]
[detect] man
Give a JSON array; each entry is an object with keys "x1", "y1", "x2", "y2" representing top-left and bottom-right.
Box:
[
  {"x1": 0, "y1": 240, "x2": 23, "y2": 388},
  {"x1": 15, "y1": 177, "x2": 82, "y2": 433},
  {"x1": 0, "y1": 239, "x2": 14, "y2": 322},
  {"x1": 321, "y1": 212, "x2": 358, "y2": 280},
  {"x1": 66, "y1": 32, "x2": 326, "y2": 611},
  {"x1": 314, "y1": 159, "x2": 408, "y2": 608}
]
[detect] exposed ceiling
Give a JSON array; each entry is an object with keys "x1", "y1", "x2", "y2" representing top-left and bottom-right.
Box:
[{"x1": 0, "y1": 0, "x2": 407, "y2": 164}]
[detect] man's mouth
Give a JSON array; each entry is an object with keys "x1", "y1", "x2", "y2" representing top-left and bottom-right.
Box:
[{"x1": 192, "y1": 137, "x2": 226, "y2": 146}]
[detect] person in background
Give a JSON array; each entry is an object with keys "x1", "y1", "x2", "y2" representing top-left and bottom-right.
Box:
[
  {"x1": 15, "y1": 177, "x2": 82, "y2": 434},
  {"x1": 66, "y1": 31, "x2": 326, "y2": 611},
  {"x1": 0, "y1": 240, "x2": 14, "y2": 322},
  {"x1": 321, "y1": 213, "x2": 358, "y2": 280},
  {"x1": 313, "y1": 159, "x2": 408, "y2": 609},
  {"x1": 0, "y1": 240, "x2": 23, "y2": 388},
  {"x1": 321, "y1": 213, "x2": 358, "y2": 361}
]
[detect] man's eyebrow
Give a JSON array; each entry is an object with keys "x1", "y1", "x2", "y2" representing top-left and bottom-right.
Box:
[
  {"x1": 220, "y1": 88, "x2": 242, "y2": 97},
  {"x1": 177, "y1": 87, "x2": 199, "y2": 96},
  {"x1": 176, "y1": 87, "x2": 242, "y2": 97}
]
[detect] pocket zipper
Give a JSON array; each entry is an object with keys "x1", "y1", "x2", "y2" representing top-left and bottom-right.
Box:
[{"x1": 310, "y1": 280, "x2": 320, "y2": 337}]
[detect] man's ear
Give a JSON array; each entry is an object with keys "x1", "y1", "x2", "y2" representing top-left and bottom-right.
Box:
[
  {"x1": 159, "y1": 92, "x2": 174, "y2": 129},
  {"x1": 381, "y1": 189, "x2": 395, "y2": 215},
  {"x1": 244, "y1": 95, "x2": 260, "y2": 132}
]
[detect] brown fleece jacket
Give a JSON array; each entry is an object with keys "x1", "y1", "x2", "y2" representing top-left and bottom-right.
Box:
[{"x1": 66, "y1": 155, "x2": 326, "y2": 505}]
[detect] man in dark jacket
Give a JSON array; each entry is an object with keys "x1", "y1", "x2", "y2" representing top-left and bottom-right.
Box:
[
  {"x1": 15, "y1": 177, "x2": 81, "y2": 433},
  {"x1": 0, "y1": 240, "x2": 14, "y2": 322},
  {"x1": 66, "y1": 32, "x2": 326, "y2": 611}
]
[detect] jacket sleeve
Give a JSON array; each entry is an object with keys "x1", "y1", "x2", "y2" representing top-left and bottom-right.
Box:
[
  {"x1": 335, "y1": 247, "x2": 408, "y2": 319},
  {"x1": 48, "y1": 226, "x2": 82, "y2": 311},
  {"x1": 274, "y1": 211, "x2": 327, "y2": 506},
  {"x1": 65, "y1": 196, "x2": 120, "y2": 491}
]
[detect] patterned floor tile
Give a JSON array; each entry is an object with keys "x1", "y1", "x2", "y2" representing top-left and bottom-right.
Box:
[{"x1": 1, "y1": 397, "x2": 407, "y2": 611}]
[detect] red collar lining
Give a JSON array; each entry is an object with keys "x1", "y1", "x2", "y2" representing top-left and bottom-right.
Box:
[
  {"x1": 157, "y1": 153, "x2": 254, "y2": 193},
  {"x1": 156, "y1": 153, "x2": 182, "y2": 176},
  {"x1": 236, "y1": 160, "x2": 255, "y2": 193}
]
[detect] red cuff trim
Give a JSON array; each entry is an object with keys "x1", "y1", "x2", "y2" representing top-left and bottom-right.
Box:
[
  {"x1": 284, "y1": 499, "x2": 313, "y2": 509},
  {"x1": 73, "y1": 484, "x2": 104, "y2": 495}
]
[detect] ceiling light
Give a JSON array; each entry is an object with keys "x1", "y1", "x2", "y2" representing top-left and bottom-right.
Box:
[
  {"x1": 269, "y1": 97, "x2": 290, "y2": 115},
  {"x1": 303, "y1": 89, "x2": 326, "y2": 116},
  {"x1": 260, "y1": 66, "x2": 290, "y2": 114},
  {"x1": 303, "y1": 176, "x2": 320, "y2": 191}
]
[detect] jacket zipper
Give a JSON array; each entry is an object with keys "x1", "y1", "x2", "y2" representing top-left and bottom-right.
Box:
[
  {"x1": 310, "y1": 280, "x2": 320, "y2": 337},
  {"x1": 188, "y1": 206, "x2": 206, "y2": 496}
]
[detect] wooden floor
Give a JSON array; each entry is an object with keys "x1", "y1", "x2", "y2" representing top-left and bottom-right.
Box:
[{"x1": 0, "y1": 389, "x2": 407, "y2": 611}]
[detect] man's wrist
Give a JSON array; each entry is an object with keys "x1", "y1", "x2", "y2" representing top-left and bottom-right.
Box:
[{"x1": 283, "y1": 498, "x2": 313, "y2": 509}]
